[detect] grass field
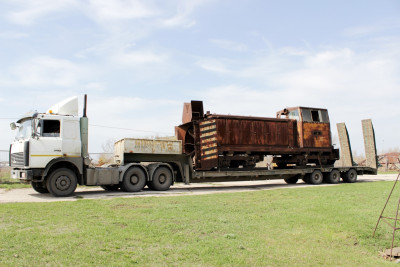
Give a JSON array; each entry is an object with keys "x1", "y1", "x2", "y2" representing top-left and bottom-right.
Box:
[
  {"x1": 0, "y1": 181, "x2": 398, "y2": 266},
  {"x1": 0, "y1": 168, "x2": 30, "y2": 190}
]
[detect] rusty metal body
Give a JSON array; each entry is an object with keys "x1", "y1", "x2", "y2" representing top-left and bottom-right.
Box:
[{"x1": 176, "y1": 101, "x2": 339, "y2": 170}]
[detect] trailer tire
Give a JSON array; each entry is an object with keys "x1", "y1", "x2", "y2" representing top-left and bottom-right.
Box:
[
  {"x1": 46, "y1": 168, "x2": 77, "y2": 197},
  {"x1": 150, "y1": 167, "x2": 173, "y2": 191},
  {"x1": 308, "y1": 170, "x2": 323, "y2": 185},
  {"x1": 284, "y1": 176, "x2": 299, "y2": 184},
  {"x1": 121, "y1": 167, "x2": 146, "y2": 192},
  {"x1": 31, "y1": 181, "x2": 49, "y2": 194},
  {"x1": 343, "y1": 169, "x2": 357, "y2": 183},
  {"x1": 324, "y1": 169, "x2": 340, "y2": 184},
  {"x1": 101, "y1": 185, "x2": 120, "y2": 191}
]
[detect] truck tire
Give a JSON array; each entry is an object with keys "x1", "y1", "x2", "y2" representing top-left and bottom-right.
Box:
[
  {"x1": 308, "y1": 170, "x2": 323, "y2": 185},
  {"x1": 31, "y1": 181, "x2": 49, "y2": 194},
  {"x1": 343, "y1": 169, "x2": 357, "y2": 183},
  {"x1": 284, "y1": 176, "x2": 299, "y2": 184},
  {"x1": 101, "y1": 185, "x2": 120, "y2": 191},
  {"x1": 121, "y1": 167, "x2": 146, "y2": 192},
  {"x1": 46, "y1": 168, "x2": 77, "y2": 197},
  {"x1": 324, "y1": 169, "x2": 340, "y2": 184},
  {"x1": 149, "y1": 167, "x2": 172, "y2": 191}
]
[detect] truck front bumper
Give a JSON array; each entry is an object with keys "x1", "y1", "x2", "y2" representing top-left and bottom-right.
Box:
[{"x1": 11, "y1": 169, "x2": 33, "y2": 181}]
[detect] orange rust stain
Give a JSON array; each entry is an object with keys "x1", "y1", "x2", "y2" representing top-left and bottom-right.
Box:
[{"x1": 302, "y1": 122, "x2": 331, "y2": 148}]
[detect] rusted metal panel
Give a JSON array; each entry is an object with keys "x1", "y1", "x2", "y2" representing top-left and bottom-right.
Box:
[
  {"x1": 336, "y1": 122, "x2": 353, "y2": 167},
  {"x1": 302, "y1": 122, "x2": 331, "y2": 148},
  {"x1": 182, "y1": 101, "x2": 204, "y2": 124},
  {"x1": 362, "y1": 119, "x2": 378, "y2": 170},
  {"x1": 213, "y1": 117, "x2": 292, "y2": 148},
  {"x1": 199, "y1": 119, "x2": 218, "y2": 170},
  {"x1": 176, "y1": 101, "x2": 339, "y2": 170}
]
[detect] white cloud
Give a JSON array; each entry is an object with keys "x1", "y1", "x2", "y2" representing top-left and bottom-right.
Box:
[
  {"x1": 344, "y1": 18, "x2": 400, "y2": 37},
  {"x1": 5, "y1": 0, "x2": 79, "y2": 25},
  {"x1": 113, "y1": 50, "x2": 167, "y2": 65},
  {"x1": 210, "y1": 39, "x2": 247, "y2": 52},
  {"x1": 161, "y1": 0, "x2": 212, "y2": 28},
  {"x1": 86, "y1": 0, "x2": 159, "y2": 21},
  {"x1": 4, "y1": 56, "x2": 90, "y2": 87},
  {"x1": 196, "y1": 58, "x2": 231, "y2": 74},
  {"x1": 0, "y1": 31, "x2": 29, "y2": 39}
]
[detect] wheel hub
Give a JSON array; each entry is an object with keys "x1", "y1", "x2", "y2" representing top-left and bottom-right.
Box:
[
  {"x1": 55, "y1": 175, "x2": 71, "y2": 191},
  {"x1": 159, "y1": 174, "x2": 166, "y2": 184},
  {"x1": 130, "y1": 175, "x2": 139, "y2": 185}
]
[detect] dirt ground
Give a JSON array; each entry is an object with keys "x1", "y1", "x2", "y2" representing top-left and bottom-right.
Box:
[{"x1": 0, "y1": 174, "x2": 397, "y2": 203}]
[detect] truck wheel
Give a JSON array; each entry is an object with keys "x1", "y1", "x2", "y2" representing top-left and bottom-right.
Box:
[
  {"x1": 121, "y1": 167, "x2": 146, "y2": 192},
  {"x1": 308, "y1": 170, "x2": 323, "y2": 185},
  {"x1": 343, "y1": 169, "x2": 357, "y2": 183},
  {"x1": 31, "y1": 181, "x2": 49, "y2": 194},
  {"x1": 150, "y1": 167, "x2": 173, "y2": 191},
  {"x1": 284, "y1": 176, "x2": 299, "y2": 184},
  {"x1": 46, "y1": 168, "x2": 77, "y2": 197},
  {"x1": 101, "y1": 185, "x2": 120, "y2": 191},
  {"x1": 325, "y1": 170, "x2": 340, "y2": 184}
]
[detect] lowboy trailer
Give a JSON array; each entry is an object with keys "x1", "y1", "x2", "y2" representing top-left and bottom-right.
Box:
[{"x1": 9, "y1": 95, "x2": 378, "y2": 197}]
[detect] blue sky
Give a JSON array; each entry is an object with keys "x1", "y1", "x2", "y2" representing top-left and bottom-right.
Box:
[{"x1": 1, "y1": 0, "x2": 399, "y2": 156}]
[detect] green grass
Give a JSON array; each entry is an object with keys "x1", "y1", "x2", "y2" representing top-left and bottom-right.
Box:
[
  {"x1": 0, "y1": 168, "x2": 30, "y2": 189},
  {"x1": 378, "y1": 170, "x2": 399, "y2": 175},
  {"x1": 0, "y1": 182, "x2": 398, "y2": 266}
]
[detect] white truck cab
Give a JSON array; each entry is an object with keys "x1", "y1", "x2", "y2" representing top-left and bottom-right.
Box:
[{"x1": 10, "y1": 97, "x2": 85, "y2": 196}]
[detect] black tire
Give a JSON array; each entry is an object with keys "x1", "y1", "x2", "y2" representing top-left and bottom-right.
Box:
[
  {"x1": 46, "y1": 168, "x2": 77, "y2": 197},
  {"x1": 101, "y1": 185, "x2": 120, "y2": 191},
  {"x1": 284, "y1": 176, "x2": 299, "y2": 184},
  {"x1": 308, "y1": 170, "x2": 323, "y2": 185},
  {"x1": 31, "y1": 181, "x2": 49, "y2": 194},
  {"x1": 324, "y1": 169, "x2": 340, "y2": 184},
  {"x1": 120, "y1": 167, "x2": 146, "y2": 192},
  {"x1": 149, "y1": 167, "x2": 173, "y2": 191},
  {"x1": 343, "y1": 169, "x2": 357, "y2": 183}
]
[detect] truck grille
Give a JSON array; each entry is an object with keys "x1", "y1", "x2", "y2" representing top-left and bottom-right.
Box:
[{"x1": 10, "y1": 152, "x2": 24, "y2": 167}]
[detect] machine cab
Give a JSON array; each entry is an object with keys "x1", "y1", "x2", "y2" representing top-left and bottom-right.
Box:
[{"x1": 277, "y1": 107, "x2": 332, "y2": 148}]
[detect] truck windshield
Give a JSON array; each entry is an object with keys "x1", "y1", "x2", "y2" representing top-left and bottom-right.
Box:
[{"x1": 15, "y1": 119, "x2": 33, "y2": 140}]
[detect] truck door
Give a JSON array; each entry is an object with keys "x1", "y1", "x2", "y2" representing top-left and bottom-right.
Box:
[
  {"x1": 300, "y1": 108, "x2": 331, "y2": 148},
  {"x1": 29, "y1": 118, "x2": 63, "y2": 168}
]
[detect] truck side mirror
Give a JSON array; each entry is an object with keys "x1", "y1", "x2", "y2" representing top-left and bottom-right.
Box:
[{"x1": 10, "y1": 122, "x2": 17, "y2": 130}]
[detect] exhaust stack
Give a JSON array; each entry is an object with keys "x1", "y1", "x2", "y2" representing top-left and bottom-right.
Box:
[{"x1": 80, "y1": 94, "x2": 90, "y2": 165}]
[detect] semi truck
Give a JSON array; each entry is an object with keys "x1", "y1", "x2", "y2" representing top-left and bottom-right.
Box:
[{"x1": 9, "y1": 95, "x2": 378, "y2": 197}]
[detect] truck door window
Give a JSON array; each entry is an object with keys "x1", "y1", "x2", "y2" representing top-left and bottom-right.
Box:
[
  {"x1": 311, "y1": 110, "x2": 321, "y2": 122},
  {"x1": 42, "y1": 120, "x2": 60, "y2": 137},
  {"x1": 321, "y1": 110, "x2": 329, "y2": 123},
  {"x1": 288, "y1": 110, "x2": 299, "y2": 121},
  {"x1": 301, "y1": 109, "x2": 312, "y2": 122}
]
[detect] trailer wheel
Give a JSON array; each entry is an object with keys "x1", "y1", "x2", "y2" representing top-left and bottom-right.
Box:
[
  {"x1": 150, "y1": 167, "x2": 173, "y2": 191},
  {"x1": 101, "y1": 185, "x2": 120, "y2": 191},
  {"x1": 308, "y1": 170, "x2": 323, "y2": 185},
  {"x1": 121, "y1": 167, "x2": 146, "y2": 192},
  {"x1": 343, "y1": 169, "x2": 357, "y2": 183},
  {"x1": 46, "y1": 168, "x2": 77, "y2": 197},
  {"x1": 324, "y1": 170, "x2": 340, "y2": 184},
  {"x1": 284, "y1": 176, "x2": 299, "y2": 184},
  {"x1": 31, "y1": 181, "x2": 49, "y2": 194}
]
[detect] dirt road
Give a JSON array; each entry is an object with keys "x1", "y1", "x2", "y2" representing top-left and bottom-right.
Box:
[{"x1": 0, "y1": 174, "x2": 397, "y2": 203}]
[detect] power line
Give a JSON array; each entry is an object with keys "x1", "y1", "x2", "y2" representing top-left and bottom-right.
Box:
[{"x1": 89, "y1": 124, "x2": 173, "y2": 135}]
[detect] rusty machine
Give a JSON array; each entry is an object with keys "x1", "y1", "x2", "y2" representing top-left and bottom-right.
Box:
[{"x1": 175, "y1": 101, "x2": 339, "y2": 170}]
